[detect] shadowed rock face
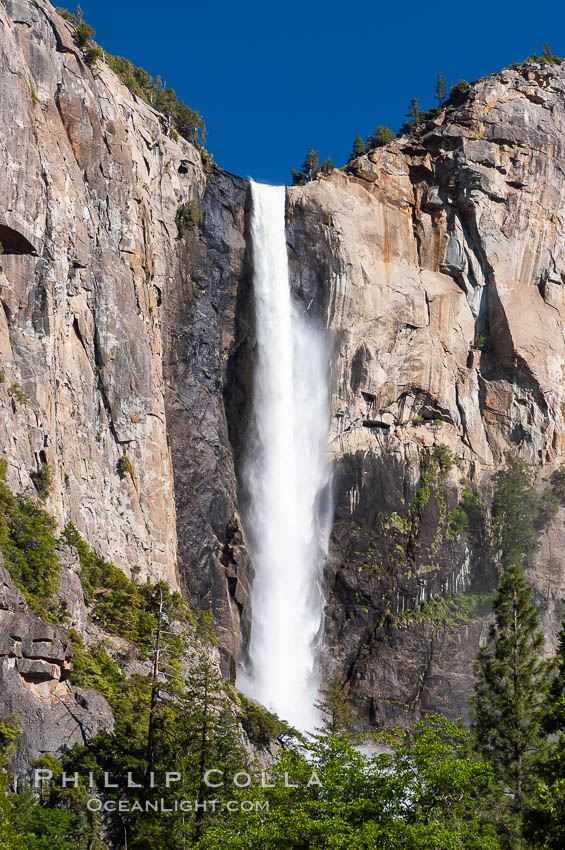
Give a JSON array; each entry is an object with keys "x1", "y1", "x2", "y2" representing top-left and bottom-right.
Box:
[
  {"x1": 163, "y1": 170, "x2": 253, "y2": 671},
  {"x1": 2, "y1": 0, "x2": 565, "y2": 741}
]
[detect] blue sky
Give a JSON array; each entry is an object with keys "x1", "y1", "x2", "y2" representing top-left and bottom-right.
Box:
[{"x1": 74, "y1": 0, "x2": 565, "y2": 185}]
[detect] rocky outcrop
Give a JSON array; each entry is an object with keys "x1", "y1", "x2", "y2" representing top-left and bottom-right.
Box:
[
  {"x1": 0, "y1": 555, "x2": 113, "y2": 777},
  {"x1": 287, "y1": 59, "x2": 565, "y2": 724}
]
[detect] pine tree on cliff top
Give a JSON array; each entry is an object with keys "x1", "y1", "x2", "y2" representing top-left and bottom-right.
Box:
[
  {"x1": 367, "y1": 125, "x2": 395, "y2": 149},
  {"x1": 291, "y1": 147, "x2": 320, "y2": 185},
  {"x1": 349, "y1": 133, "x2": 368, "y2": 161},
  {"x1": 435, "y1": 71, "x2": 446, "y2": 105}
]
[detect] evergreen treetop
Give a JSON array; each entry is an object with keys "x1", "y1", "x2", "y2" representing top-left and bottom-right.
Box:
[
  {"x1": 349, "y1": 133, "x2": 368, "y2": 161},
  {"x1": 367, "y1": 125, "x2": 395, "y2": 149},
  {"x1": 435, "y1": 71, "x2": 446, "y2": 105}
]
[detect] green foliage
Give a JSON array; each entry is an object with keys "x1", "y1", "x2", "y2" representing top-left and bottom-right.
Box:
[
  {"x1": 57, "y1": 7, "x2": 206, "y2": 142},
  {"x1": 0, "y1": 717, "x2": 24, "y2": 850},
  {"x1": 56, "y1": 5, "x2": 102, "y2": 68},
  {"x1": 550, "y1": 465, "x2": 565, "y2": 504},
  {"x1": 492, "y1": 455, "x2": 556, "y2": 568},
  {"x1": 198, "y1": 716, "x2": 501, "y2": 849},
  {"x1": 0, "y1": 715, "x2": 21, "y2": 765},
  {"x1": 73, "y1": 20, "x2": 94, "y2": 48},
  {"x1": 395, "y1": 592, "x2": 492, "y2": 632},
  {"x1": 523, "y1": 625, "x2": 565, "y2": 848},
  {"x1": 315, "y1": 671, "x2": 355, "y2": 739},
  {"x1": 175, "y1": 199, "x2": 203, "y2": 235},
  {"x1": 413, "y1": 484, "x2": 431, "y2": 508},
  {"x1": 116, "y1": 454, "x2": 133, "y2": 478},
  {"x1": 450, "y1": 79, "x2": 470, "y2": 98},
  {"x1": 399, "y1": 96, "x2": 441, "y2": 134},
  {"x1": 421, "y1": 443, "x2": 454, "y2": 482},
  {"x1": 68, "y1": 630, "x2": 125, "y2": 703},
  {"x1": 238, "y1": 694, "x2": 291, "y2": 748},
  {"x1": 367, "y1": 125, "x2": 395, "y2": 148},
  {"x1": 195, "y1": 608, "x2": 218, "y2": 646},
  {"x1": 472, "y1": 564, "x2": 549, "y2": 845},
  {"x1": 447, "y1": 502, "x2": 470, "y2": 537},
  {"x1": 0, "y1": 471, "x2": 60, "y2": 620},
  {"x1": 30, "y1": 462, "x2": 52, "y2": 500},
  {"x1": 518, "y1": 46, "x2": 563, "y2": 66},
  {"x1": 8, "y1": 382, "x2": 28, "y2": 404},
  {"x1": 291, "y1": 147, "x2": 320, "y2": 185},
  {"x1": 63, "y1": 522, "x2": 190, "y2": 647},
  {"x1": 435, "y1": 71, "x2": 446, "y2": 105},
  {"x1": 319, "y1": 157, "x2": 334, "y2": 174},
  {"x1": 349, "y1": 133, "x2": 368, "y2": 161},
  {"x1": 105, "y1": 57, "x2": 207, "y2": 144},
  {"x1": 0, "y1": 370, "x2": 5, "y2": 383},
  {"x1": 407, "y1": 96, "x2": 422, "y2": 125},
  {"x1": 62, "y1": 653, "x2": 246, "y2": 846},
  {"x1": 473, "y1": 331, "x2": 487, "y2": 350}
]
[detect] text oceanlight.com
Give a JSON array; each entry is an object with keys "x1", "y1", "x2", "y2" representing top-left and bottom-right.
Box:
[{"x1": 86, "y1": 799, "x2": 270, "y2": 813}]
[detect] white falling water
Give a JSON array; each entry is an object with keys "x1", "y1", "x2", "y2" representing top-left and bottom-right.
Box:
[{"x1": 237, "y1": 180, "x2": 332, "y2": 732}]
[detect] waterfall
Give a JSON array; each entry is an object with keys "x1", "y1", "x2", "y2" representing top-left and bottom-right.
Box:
[{"x1": 237, "y1": 181, "x2": 332, "y2": 732}]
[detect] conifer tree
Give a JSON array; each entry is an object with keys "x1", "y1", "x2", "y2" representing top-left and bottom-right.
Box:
[
  {"x1": 315, "y1": 672, "x2": 355, "y2": 739},
  {"x1": 524, "y1": 625, "x2": 565, "y2": 848},
  {"x1": 367, "y1": 125, "x2": 395, "y2": 148},
  {"x1": 492, "y1": 455, "x2": 557, "y2": 569},
  {"x1": 435, "y1": 72, "x2": 446, "y2": 105},
  {"x1": 291, "y1": 147, "x2": 320, "y2": 185},
  {"x1": 472, "y1": 564, "x2": 549, "y2": 844},
  {"x1": 349, "y1": 133, "x2": 368, "y2": 161},
  {"x1": 407, "y1": 97, "x2": 422, "y2": 126}
]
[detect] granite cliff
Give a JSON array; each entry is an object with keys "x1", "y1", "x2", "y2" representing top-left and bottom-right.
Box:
[{"x1": 1, "y1": 0, "x2": 565, "y2": 767}]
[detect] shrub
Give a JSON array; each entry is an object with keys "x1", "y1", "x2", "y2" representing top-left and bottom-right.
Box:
[
  {"x1": 30, "y1": 462, "x2": 52, "y2": 500},
  {"x1": 104, "y1": 55, "x2": 206, "y2": 145},
  {"x1": 175, "y1": 200, "x2": 203, "y2": 235},
  {"x1": 62, "y1": 523, "x2": 190, "y2": 648},
  {"x1": 238, "y1": 694, "x2": 290, "y2": 748},
  {"x1": 73, "y1": 21, "x2": 94, "y2": 48},
  {"x1": 367, "y1": 125, "x2": 395, "y2": 148},
  {"x1": 68, "y1": 630, "x2": 125, "y2": 702},
  {"x1": 8, "y1": 382, "x2": 28, "y2": 404},
  {"x1": 0, "y1": 469, "x2": 60, "y2": 619},
  {"x1": 472, "y1": 332, "x2": 487, "y2": 350},
  {"x1": 116, "y1": 455, "x2": 133, "y2": 478},
  {"x1": 55, "y1": 6, "x2": 74, "y2": 20},
  {"x1": 449, "y1": 79, "x2": 470, "y2": 101}
]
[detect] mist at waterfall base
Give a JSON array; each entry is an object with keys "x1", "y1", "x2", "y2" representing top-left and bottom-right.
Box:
[{"x1": 236, "y1": 181, "x2": 333, "y2": 733}]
